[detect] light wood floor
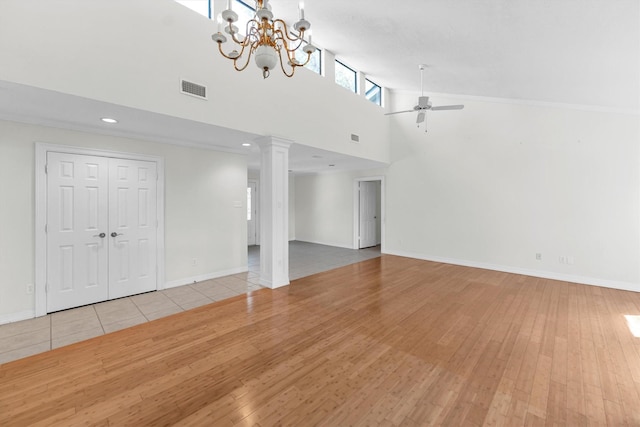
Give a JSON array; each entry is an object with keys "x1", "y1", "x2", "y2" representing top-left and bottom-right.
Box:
[{"x1": 1, "y1": 255, "x2": 640, "y2": 426}]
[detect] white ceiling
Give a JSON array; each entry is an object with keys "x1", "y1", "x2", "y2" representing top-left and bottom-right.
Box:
[
  {"x1": 0, "y1": 81, "x2": 387, "y2": 174},
  {"x1": 268, "y1": 0, "x2": 638, "y2": 111},
  {"x1": 1, "y1": 0, "x2": 637, "y2": 174}
]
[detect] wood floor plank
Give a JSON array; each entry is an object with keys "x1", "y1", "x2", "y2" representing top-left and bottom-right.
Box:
[{"x1": 2, "y1": 255, "x2": 640, "y2": 426}]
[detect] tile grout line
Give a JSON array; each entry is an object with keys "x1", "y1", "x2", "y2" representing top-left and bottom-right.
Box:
[
  {"x1": 93, "y1": 305, "x2": 106, "y2": 336},
  {"x1": 129, "y1": 295, "x2": 152, "y2": 322}
]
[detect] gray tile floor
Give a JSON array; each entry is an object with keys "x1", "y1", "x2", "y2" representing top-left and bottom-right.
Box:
[{"x1": 0, "y1": 241, "x2": 381, "y2": 365}]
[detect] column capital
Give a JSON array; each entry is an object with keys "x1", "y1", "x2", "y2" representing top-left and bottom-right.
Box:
[{"x1": 254, "y1": 135, "x2": 293, "y2": 150}]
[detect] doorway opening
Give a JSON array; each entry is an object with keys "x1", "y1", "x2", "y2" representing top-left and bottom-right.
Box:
[
  {"x1": 247, "y1": 179, "x2": 259, "y2": 246},
  {"x1": 354, "y1": 177, "x2": 384, "y2": 250}
]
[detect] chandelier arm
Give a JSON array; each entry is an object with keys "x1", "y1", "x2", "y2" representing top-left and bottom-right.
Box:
[
  {"x1": 272, "y1": 19, "x2": 305, "y2": 42},
  {"x1": 272, "y1": 28, "x2": 305, "y2": 54},
  {"x1": 247, "y1": 25, "x2": 261, "y2": 42},
  {"x1": 216, "y1": 42, "x2": 238, "y2": 60},
  {"x1": 233, "y1": 47, "x2": 254, "y2": 72},
  {"x1": 285, "y1": 40, "x2": 305, "y2": 56},
  {"x1": 229, "y1": 19, "x2": 259, "y2": 46},
  {"x1": 270, "y1": 20, "x2": 291, "y2": 39},
  {"x1": 277, "y1": 48, "x2": 296, "y2": 78},
  {"x1": 296, "y1": 51, "x2": 313, "y2": 67},
  {"x1": 270, "y1": 29, "x2": 286, "y2": 51},
  {"x1": 216, "y1": 36, "x2": 250, "y2": 62}
]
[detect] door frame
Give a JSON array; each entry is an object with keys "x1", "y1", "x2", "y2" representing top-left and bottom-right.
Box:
[
  {"x1": 35, "y1": 143, "x2": 165, "y2": 317},
  {"x1": 352, "y1": 176, "x2": 385, "y2": 251}
]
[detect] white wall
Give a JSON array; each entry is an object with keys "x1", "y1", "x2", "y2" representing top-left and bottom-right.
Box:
[
  {"x1": 385, "y1": 92, "x2": 640, "y2": 290},
  {"x1": 295, "y1": 170, "x2": 385, "y2": 249},
  {"x1": 295, "y1": 93, "x2": 639, "y2": 290},
  {"x1": 0, "y1": 0, "x2": 389, "y2": 165},
  {"x1": 0, "y1": 120, "x2": 247, "y2": 321}
]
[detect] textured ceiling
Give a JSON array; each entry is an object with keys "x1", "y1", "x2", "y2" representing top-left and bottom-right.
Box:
[{"x1": 270, "y1": 0, "x2": 639, "y2": 110}]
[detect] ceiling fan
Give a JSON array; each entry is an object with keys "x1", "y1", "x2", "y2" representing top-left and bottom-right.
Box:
[{"x1": 385, "y1": 64, "x2": 464, "y2": 131}]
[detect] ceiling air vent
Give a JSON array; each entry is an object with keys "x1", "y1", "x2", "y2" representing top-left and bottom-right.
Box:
[
  {"x1": 350, "y1": 133, "x2": 360, "y2": 143},
  {"x1": 180, "y1": 79, "x2": 207, "y2": 99}
]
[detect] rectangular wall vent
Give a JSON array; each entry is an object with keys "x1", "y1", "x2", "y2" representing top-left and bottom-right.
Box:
[
  {"x1": 350, "y1": 133, "x2": 360, "y2": 143},
  {"x1": 180, "y1": 79, "x2": 207, "y2": 99}
]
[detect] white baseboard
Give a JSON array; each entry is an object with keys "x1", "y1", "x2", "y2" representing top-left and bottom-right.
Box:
[
  {"x1": 164, "y1": 266, "x2": 249, "y2": 289},
  {"x1": 383, "y1": 249, "x2": 640, "y2": 293},
  {"x1": 294, "y1": 239, "x2": 355, "y2": 250},
  {"x1": 0, "y1": 310, "x2": 36, "y2": 326}
]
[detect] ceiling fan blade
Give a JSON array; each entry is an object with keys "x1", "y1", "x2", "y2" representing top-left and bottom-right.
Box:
[
  {"x1": 431, "y1": 104, "x2": 464, "y2": 111},
  {"x1": 416, "y1": 112, "x2": 426, "y2": 124},
  {"x1": 384, "y1": 110, "x2": 415, "y2": 116}
]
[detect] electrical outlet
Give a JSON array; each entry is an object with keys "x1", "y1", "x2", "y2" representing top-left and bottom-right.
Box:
[
  {"x1": 191, "y1": 258, "x2": 198, "y2": 267},
  {"x1": 26, "y1": 284, "x2": 34, "y2": 294},
  {"x1": 535, "y1": 253, "x2": 542, "y2": 261}
]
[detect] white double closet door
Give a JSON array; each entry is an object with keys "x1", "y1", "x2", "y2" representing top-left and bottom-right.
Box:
[{"x1": 46, "y1": 152, "x2": 158, "y2": 312}]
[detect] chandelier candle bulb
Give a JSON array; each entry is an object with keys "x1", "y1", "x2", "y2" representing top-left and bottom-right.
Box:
[
  {"x1": 299, "y1": 2, "x2": 305, "y2": 19},
  {"x1": 222, "y1": 9, "x2": 238, "y2": 23}
]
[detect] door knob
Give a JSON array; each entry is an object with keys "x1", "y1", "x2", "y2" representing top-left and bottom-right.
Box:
[
  {"x1": 110, "y1": 232, "x2": 123, "y2": 237},
  {"x1": 93, "y1": 232, "x2": 106, "y2": 238}
]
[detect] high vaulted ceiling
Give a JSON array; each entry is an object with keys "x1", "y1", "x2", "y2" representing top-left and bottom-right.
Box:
[
  {"x1": 1, "y1": 0, "x2": 638, "y2": 175},
  {"x1": 269, "y1": 0, "x2": 639, "y2": 110}
]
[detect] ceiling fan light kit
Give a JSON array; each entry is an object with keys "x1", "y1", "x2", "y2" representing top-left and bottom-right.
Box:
[
  {"x1": 212, "y1": 0, "x2": 317, "y2": 79},
  {"x1": 386, "y1": 64, "x2": 464, "y2": 132}
]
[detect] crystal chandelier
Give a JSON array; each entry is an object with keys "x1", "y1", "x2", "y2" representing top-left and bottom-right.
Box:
[{"x1": 211, "y1": 0, "x2": 317, "y2": 79}]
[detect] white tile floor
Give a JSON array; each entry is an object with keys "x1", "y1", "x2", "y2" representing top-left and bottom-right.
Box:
[{"x1": 0, "y1": 242, "x2": 381, "y2": 365}]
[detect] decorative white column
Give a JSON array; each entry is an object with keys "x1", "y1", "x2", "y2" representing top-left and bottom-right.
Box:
[{"x1": 256, "y1": 136, "x2": 291, "y2": 289}]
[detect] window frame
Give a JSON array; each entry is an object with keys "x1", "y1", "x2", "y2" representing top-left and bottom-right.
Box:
[
  {"x1": 365, "y1": 78, "x2": 382, "y2": 106},
  {"x1": 235, "y1": 0, "x2": 255, "y2": 12},
  {"x1": 335, "y1": 59, "x2": 358, "y2": 93}
]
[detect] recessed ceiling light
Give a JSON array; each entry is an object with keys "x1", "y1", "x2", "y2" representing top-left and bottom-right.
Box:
[
  {"x1": 242, "y1": 143, "x2": 251, "y2": 147},
  {"x1": 101, "y1": 117, "x2": 118, "y2": 124},
  {"x1": 329, "y1": 164, "x2": 335, "y2": 167},
  {"x1": 312, "y1": 155, "x2": 323, "y2": 159}
]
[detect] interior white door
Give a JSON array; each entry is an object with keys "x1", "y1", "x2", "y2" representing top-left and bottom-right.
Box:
[
  {"x1": 108, "y1": 158, "x2": 158, "y2": 299},
  {"x1": 359, "y1": 181, "x2": 377, "y2": 248},
  {"x1": 46, "y1": 152, "x2": 110, "y2": 312},
  {"x1": 247, "y1": 180, "x2": 258, "y2": 246},
  {"x1": 46, "y1": 153, "x2": 158, "y2": 312}
]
